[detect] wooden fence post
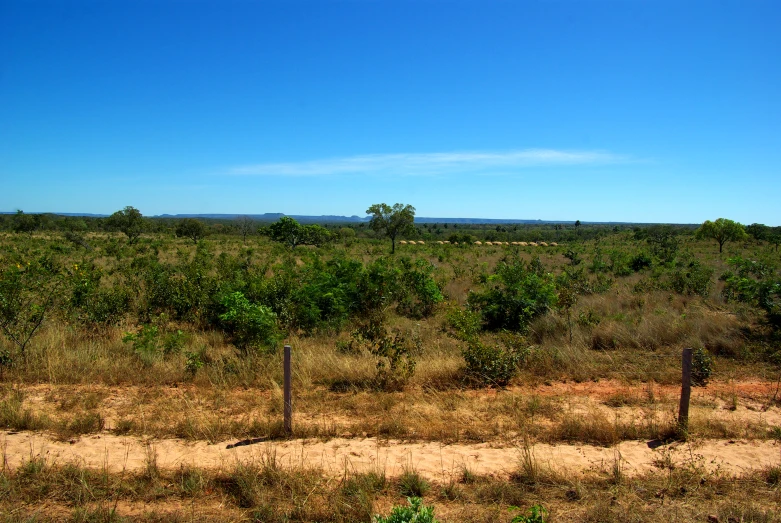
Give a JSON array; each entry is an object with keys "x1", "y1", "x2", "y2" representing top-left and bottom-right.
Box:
[
  {"x1": 284, "y1": 344, "x2": 292, "y2": 436},
  {"x1": 678, "y1": 347, "x2": 693, "y2": 432}
]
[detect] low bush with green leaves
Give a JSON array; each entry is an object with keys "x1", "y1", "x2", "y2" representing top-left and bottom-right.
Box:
[
  {"x1": 467, "y1": 258, "x2": 557, "y2": 333},
  {"x1": 510, "y1": 504, "x2": 548, "y2": 523},
  {"x1": 218, "y1": 291, "x2": 279, "y2": 354},
  {"x1": 692, "y1": 347, "x2": 714, "y2": 386},
  {"x1": 373, "y1": 497, "x2": 438, "y2": 523},
  {"x1": 722, "y1": 255, "x2": 781, "y2": 331},
  {"x1": 462, "y1": 337, "x2": 525, "y2": 387},
  {"x1": 666, "y1": 258, "x2": 714, "y2": 297}
]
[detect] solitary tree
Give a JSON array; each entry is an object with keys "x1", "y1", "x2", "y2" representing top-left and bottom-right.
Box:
[
  {"x1": 175, "y1": 218, "x2": 207, "y2": 244},
  {"x1": 107, "y1": 206, "x2": 144, "y2": 244},
  {"x1": 235, "y1": 215, "x2": 256, "y2": 243},
  {"x1": 366, "y1": 203, "x2": 416, "y2": 253},
  {"x1": 696, "y1": 218, "x2": 747, "y2": 253}
]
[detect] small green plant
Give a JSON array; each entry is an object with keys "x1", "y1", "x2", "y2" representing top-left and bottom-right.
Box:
[
  {"x1": 692, "y1": 347, "x2": 714, "y2": 386},
  {"x1": 184, "y1": 350, "x2": 205, "y2": 377},
  {"x1": 510, "y1": 504, "x2": 548, "y2": 523},
  {"x1": 122, "y1": 324, "x2": 161, "y2": 365},
  {"x1": 373, "y1": 497, "x2": 438, "y2": 523},
  {"x1": 398, "y1": 469, "x2": 430, "y2": 497},
  {"x1": 0, "y1": 349, "x2": 12, "y2": 378},
  {"x1": 766, "y1": 465, "x2": 781, "y2": 486},
  {"x1": 163, "y1": 329, "x2": 187, "y2": 354}
]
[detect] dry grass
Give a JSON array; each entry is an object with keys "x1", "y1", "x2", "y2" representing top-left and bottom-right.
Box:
[{"x1": 2, "y1": 449, "x2": 779, "y2": 522}]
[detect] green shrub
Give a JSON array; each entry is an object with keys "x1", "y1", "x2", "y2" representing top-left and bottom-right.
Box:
[
  {"x1": 69, "y1": 262, "x2": 130, "y2": 327},
  {"x1": 467, "y1": 259, "x2": 557, "y2": 332},
  {"x1": 510, "y1": 504, "x2": 548, "y2": 523},
  {"x1": 396, "y1": 258, "x2": 444, "y2": 319},
  {"x1": 351, "y1": 316, "x2": 418, "y2": 391},
  {"x1": 445, "y1": 306, "x2": 482, "y2": 341},
  {"x1": 666, "y1": 259, "x2": 713, "y2": 297},
  {"x1": 691, "y1": 347, "x2": 713, "y2": 386},
  {"x1": 722, "y1": 255, "x2": 781, "y2": 331},
  {"x1": 0, "y1": 255, "x2": 64, "y2": 355},
  {"x1": 373, "y1": 497, "x2": 438, "y2": 523},
  {"x1": 123, "y1": 324, "x2": 161, "y2": 366},
  {"x1": 184, "y1": 350, "x2": 205, "y2": 377},
  {"x1": 608, "y1": 249, "x2": 633, "y2": 277},
  {"x1": 629, "y1": 252, "x2": 653, "y2": 272},
  {"x1": 141, "y1": 243, "x2": 217, "y2": 321},
  {"x1": 163, "y1": 329, "x2": 188, "y2": 354},
  {"x1": 398, "y1": 470, "x2": 430, "y2": 497},
  {"x1": 462, "y1": 338, "x2": 525, "y2": 387},
  {"x1": 218, "y1": 292, "x2": 279, "y2": 354}
]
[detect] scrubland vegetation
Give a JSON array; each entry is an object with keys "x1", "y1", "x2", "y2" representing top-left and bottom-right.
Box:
[{"x1": 1, "y1": 210, "x2": 780, "y2": 521}]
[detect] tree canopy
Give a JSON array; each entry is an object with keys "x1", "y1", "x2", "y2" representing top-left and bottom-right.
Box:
[
  {"x1": 268, "y1": 217, "x2": 331, "y2": 248},
  {"x1": 175, "y1": 218, "x2": 207, "y2": 244},
  {"x1": 365, "y1": 203, "x2": 416, "y2": 254},
  {"x1": 12, "y1": 210, "x2": 37, "y2": 236},
  {"x1": 107, "y1": 206, "x2": 144, "y2": 244},
  {"x1": 696, "y1": 218, "x2": 747, "y2": 253}
]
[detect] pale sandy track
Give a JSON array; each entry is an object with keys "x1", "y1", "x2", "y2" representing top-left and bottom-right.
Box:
[{"x1": 2, "y1": 431, "x2": 779, "y2": 481}]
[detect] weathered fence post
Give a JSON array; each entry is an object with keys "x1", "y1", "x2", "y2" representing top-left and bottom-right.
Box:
[
  {"x1": 284, "y1": 344, "x2": 292, "y2": 436},
  {"x1": 678, "y1": 347, "x2": 693, "y2": 433}
]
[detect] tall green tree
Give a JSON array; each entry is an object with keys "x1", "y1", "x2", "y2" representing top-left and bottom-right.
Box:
[
  {"x1": 12, "y1": 210, "x2": 37, "y2": 236},
  {"x1": 696, "y1": 218, "x2": 747, "y2": 253},
  {"x1": 175, "y1": 218, "x2": 207, "y2": 244},
  {"x1": 365, "y1": 203, "x2": 416, "y2": 254},
  {"x1": 107, "y1": 206, "x2": 144, "y2": 244},
  {"x1": 268, "y1": 217, "x2": 331, "y2": 248}
]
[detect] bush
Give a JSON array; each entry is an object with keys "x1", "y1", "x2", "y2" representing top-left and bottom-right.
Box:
[
  {"x1": 142, "y1": 249, "x2": 217, "y2": 321},
  {"x1": 462, "y1": 338, "x2": 525, "y2": 387},
  {"x1": 691, "y1": 347, "x2": 713, "y2": 386},
  {"x1": 467, "y1": 259, "x2": 557, "y2": 333},
  {"x1": 510, "y1": 504, "x2": 548, "y2": 523},
  {"x1": 0, "y1": 255, "x2": 64, "y2": 355},
  {"x1": 629, "y1": 252, "x2": 653, "y2": 272},
  {"x1": 218, "y1": 292, "x2": 279, "y2": 354},
  {"x1": 396, "y1": 258, "x2": 444, "y2": 319},
  {"x1": 69, "y1": 262, "x2": 130, "y2": 328},
  {"x1": 445, "y1": 306, "x2": 482, "y2": 341},
  {"x1": 123, "y1": 324, "x2": 162, "y2": 366},
  {"x1": 373, "y1": 497, "x2": 438, "y2": 523},
  {"x1": 722, "y1": 256, "x2": 781, "y2": 331},
  {"x1": 666, "y1": 259, "x2": 713, "y2": 297},
  {"x1": 350, "y1": 316, "x2": 418, "y2": 391}
]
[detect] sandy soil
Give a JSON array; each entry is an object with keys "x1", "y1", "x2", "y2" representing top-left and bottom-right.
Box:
[{"x1": 3, "y1": 430, "x2": 779, "y2": 481}]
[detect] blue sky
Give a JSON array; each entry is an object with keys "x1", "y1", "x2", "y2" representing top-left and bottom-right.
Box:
[{"x1": 1, "y1": 1, "x2": 779, "y2": 224}]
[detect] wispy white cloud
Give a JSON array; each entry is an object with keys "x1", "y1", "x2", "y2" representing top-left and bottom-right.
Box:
[{"x1": 227, "y1": 148, "x2": 628, "y2": 177}]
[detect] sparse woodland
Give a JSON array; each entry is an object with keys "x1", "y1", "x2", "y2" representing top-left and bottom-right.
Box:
[{"x1": 1, "y1": 213, "x2": 780, "y2": 522}]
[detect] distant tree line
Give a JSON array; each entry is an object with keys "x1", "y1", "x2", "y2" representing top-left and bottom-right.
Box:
[{"x1": 3, "y1": 208, "x2": 779, "y2": 250}]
